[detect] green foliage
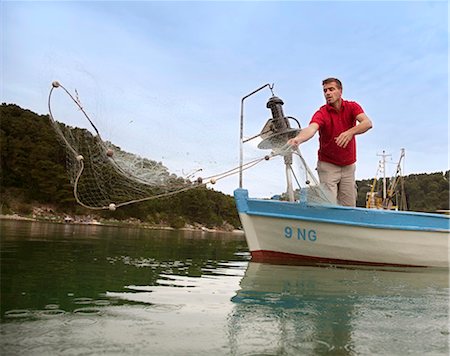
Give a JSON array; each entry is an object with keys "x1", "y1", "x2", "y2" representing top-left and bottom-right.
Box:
[
  {"x1": 356, "y1": 172, "x2": 449, "y2": 212},
  {"x1": 403, "y1": 172, "x2": 449, "y2": 212},
  {"x1": 0, "y1": 103, "x2": 240, "y2": 228},
  {"x1": 356, "y1": 178, "x2": 373, "y2": 207},
  {"x1": 1, "y1": 104, "x2": 75, "y2": 206}
]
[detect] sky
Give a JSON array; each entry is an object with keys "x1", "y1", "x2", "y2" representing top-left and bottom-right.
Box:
[{"x1": 2, "y1": 0, "x2": 448, "y2": 198}]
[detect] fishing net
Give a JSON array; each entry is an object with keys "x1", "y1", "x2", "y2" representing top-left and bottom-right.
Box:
[
  {"x1": 48, "y1": 81, "x2": 209, "y2": 210},
  {"x1": 269, "y1": 144, "x2": 337, "y2": 205},
  {"x1": 47, "y1": 81, "x2": 334, "y2": 210}
]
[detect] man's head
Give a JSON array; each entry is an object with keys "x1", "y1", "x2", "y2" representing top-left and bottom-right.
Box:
[{"x1": 322, "y1": 78, "x2": 342, "y2": 107}]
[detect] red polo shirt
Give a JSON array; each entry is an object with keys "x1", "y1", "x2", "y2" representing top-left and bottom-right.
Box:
[{"x1": 310, "y1": 99, "x2": 364, "y2": 166}]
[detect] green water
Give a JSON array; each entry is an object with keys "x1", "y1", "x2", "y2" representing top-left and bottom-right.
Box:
[{"x1": 1, "y1": 220, "x2": 449, "y2": 355}]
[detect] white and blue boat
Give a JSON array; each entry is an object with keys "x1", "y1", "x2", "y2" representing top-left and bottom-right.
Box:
[
  {"x1": 234, "y1": 85, "x2": 449, "y2": 268},
  {"x1": 234, "y1": 188, "x2": 449, "y2": 267}
]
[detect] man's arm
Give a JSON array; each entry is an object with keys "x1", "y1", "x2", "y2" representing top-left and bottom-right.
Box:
[
  {"x1": 288, "y1": 122, "x2": 319, "y2": 148},
  {"x1": 335, "y1": 113, "x2": 373, "y2": 148}
]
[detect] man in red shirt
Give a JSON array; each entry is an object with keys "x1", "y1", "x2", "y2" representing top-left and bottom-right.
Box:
[{"x1": 288, "y1": 78, "x2": 373, "y2": 206}]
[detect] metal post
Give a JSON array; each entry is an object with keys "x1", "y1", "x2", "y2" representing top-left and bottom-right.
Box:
[
  {"x1": 284, "y1": 154, "x2": 295, "y2": 202},
  {"x1": 239, "y1": 83, "x2": 273, "y2": 188}
]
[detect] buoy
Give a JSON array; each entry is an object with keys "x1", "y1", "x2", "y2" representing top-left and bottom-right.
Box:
[
  {"x1": 52, "y1": 81, "x2": 60, "y2": 88},
  {"x1": 106, "y1": 149, "x2": 114, "y2": 157},
  {"x1": 109, "y1": 203, "x2": 116, "y2": 211},
  {"x1": 76, "y1": 155, "x2": 84, "y2": 162},
  {"x1": 210, "y1": 178, "x2": 216, "y2": 184}
]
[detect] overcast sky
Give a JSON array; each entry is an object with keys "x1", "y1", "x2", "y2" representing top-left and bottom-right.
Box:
[{"x1": 2, "y1": 1, "x2": 448, "y2": 198}]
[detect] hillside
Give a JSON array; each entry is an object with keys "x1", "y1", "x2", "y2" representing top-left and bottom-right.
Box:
[
  {"x1": 0, "y1": 103, "x2": 240, "y2": 229},
  {"x1": 1, "y1": 103, "x2": 448, "y2": 228},
  {"x1": 356, "y1": 173, "x2": 449, "y2": 212}
]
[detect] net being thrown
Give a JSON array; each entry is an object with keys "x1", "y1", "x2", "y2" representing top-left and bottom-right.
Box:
[
  {"x1": 47, "y1": 81, "x2": 268, "y2": 210},
  {"x1": 48, "y1": 81, "x2": 193, "y2": 210}
]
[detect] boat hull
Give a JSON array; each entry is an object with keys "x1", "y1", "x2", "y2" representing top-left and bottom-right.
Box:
[{"x1": 234, "y1": 189, "x2": 450, "y2": 268}]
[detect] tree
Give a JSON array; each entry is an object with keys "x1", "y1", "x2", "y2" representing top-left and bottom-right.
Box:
[{"x1": 1, "y1": 103, "x2": 241, "y2": 227}]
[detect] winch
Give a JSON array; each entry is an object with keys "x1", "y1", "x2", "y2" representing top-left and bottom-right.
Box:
[
  {"x1": 239, "y1": 83, "x2": 311, "y2": 202},
  {"x1": 257, "y1": 95, "x2": 301, "y2": 150}
]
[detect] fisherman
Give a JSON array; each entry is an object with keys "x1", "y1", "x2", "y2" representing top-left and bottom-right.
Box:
[{"x1": 288, "y1": 78, "x2": 373, "y2": 206}]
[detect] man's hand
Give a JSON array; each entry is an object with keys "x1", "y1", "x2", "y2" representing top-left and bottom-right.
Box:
[
  {"x1": 287, "y1": 136, "x2": 302, "y2": 148},
  {"x1": 335, "y1": 130, "x2": 354, "y2": 148},
  {"x1": 335, "y1": 113, "x2": 373, "y2": 148}
]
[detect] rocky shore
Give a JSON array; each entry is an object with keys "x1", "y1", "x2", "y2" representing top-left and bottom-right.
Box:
[{"x1": 0, "y1": 213, "x2": 244, "y2": 234}]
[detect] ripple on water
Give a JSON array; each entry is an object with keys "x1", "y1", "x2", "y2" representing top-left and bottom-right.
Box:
[
  {"x1": 72, "y1": 297, "x2": 94, "y2": 305},
  {"x1": 4, "y1": 309, "x2": 33, "y2": 319},
  {"x1": 94, "y1": 299, "x2": 111, "y2": 306},
  {"x1": 73, "y1": 307, "x2": 102, "y2": 316},
  {"x1": 65, "y1": 318, "x2": 98, "y2": 326},
  {"x1": 37, "y1": 309, "x2": 66, "y2": 317},
  {"x1": 149, "y1": 303, "x2": 183, "y2": 313},
  {"x1": 44, "y1": 304, "x2": 60, "y2": 310}
]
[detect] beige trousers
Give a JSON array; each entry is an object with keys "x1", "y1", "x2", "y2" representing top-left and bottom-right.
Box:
[{"x1": 317, "y1": 160, "x2": 357, "y2": 207}]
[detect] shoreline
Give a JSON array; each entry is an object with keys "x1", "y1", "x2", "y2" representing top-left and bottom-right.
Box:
[{"x1": 0, "y1": 214, "x2": 244, "y2": 235}]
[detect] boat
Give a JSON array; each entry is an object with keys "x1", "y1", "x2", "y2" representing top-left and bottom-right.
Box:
[
  {"x1": 234, "y1": 188, "x2": 449, "y2": 267},
  {"x1": 234, "y1": 84, "x2": 450, "y2": 268},
  {"x1": 366, "y1": 149, "x2": 407, "y2": 210}
]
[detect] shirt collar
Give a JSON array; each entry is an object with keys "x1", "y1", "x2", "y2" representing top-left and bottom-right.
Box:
[{"x1": 326, "y1": 98, "x2": 345, "y2": 112}]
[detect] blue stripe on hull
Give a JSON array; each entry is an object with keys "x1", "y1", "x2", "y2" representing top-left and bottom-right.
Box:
[{"x1": 234, "y1": 188, "x2": 450, "y2": 232}]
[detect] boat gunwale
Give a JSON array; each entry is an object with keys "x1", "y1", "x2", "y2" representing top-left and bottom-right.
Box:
[
  {"x1": 244, "y1": 209, "x2": 449, "y2": 232},
  {"x1": 239, "y1": 191, "x2": 450, "y2": 232}
]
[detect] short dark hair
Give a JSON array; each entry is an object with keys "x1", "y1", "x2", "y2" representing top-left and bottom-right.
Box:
[{"x1": 322, "y1": 78, "x2": 342, "y2": 90}]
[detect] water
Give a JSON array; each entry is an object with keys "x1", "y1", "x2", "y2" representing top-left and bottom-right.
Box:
[{"x1": 1, "y1": 220, "x2": 449, "y2": 355}]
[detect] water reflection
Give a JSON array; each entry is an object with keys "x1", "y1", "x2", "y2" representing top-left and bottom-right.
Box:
[
  {"x1": 229, "y1": 262, "x2": 449, "y2": 355},
  {"x1": 106, "y1": 261, "x2": 246, "y2": 307},
  {"x1": 1, "y1": 220, "x2": 248, "y2": 318},
  {"x1": 1, "y1": 221, "x2": 448, "y2": 355}
]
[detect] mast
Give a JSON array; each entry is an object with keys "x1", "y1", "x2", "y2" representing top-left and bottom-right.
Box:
[
  {"x1": 383, "y1": 148, "x2": 406, "y2": 210},
  {"x1": 377, "y1": 150, "x2": 391, "y2": 201},
  {"x1": 239, "y1": 84, "x2": 273, "y2": 188}
]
